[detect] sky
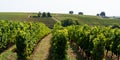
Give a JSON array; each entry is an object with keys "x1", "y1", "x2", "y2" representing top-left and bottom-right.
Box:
[{"x1": 0, "y1": 0, "x2": 120, "y2": 16}]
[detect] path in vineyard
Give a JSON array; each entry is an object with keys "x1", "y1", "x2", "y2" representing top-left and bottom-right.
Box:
[
  {"x1": 1, "y1": 33, "x2": 118, "y2": 60},
  {"x1": 30, "y1": 33, "x2": 83, "y2": 60},
  {"x1": 67, "y1": 42, "x2": 85, "y2": 60},
  {"x1": 52, "y1": 16, "x2": 60, "y2": 22},
  {"x1": 3, "y1": 33, "x2": 86, "y2": 60},
  {"x1": 30, "y1": 33, "x2": 52, "y2": 60}
]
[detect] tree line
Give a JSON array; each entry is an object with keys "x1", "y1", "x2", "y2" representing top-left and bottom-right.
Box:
[
  {"x1": 69, "y1": 11, "x2": 106, "y2": 17},
  {"x1": 69, "y1": 11, "x2": 83, "y2": 15},
  {"x1": 38, "y1": 12, "x2": 52, "y2": 17},
  {"x1": 32, "y1": 12, "x2": 52, "y2": 18}
]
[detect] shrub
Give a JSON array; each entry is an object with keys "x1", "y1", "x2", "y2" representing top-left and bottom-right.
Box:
[{"x1": 61, "y1": 19, "x2": 79, "y2": 27}]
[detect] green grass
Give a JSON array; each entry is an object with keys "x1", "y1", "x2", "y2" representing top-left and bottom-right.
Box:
[
  {"x1": 0, "y1": 12, "x2": 56, "y2": 28},
  {"x1": 52, "y1": 14, "x2": 120, "y2": 26}
]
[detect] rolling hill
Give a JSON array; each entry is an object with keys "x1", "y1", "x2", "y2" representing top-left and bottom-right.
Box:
[
  {"x1": 52, "y1": 13, "x2": 120, "y2": 26},
  {"x1": 0, "y1": 12, "x2": 120, "y2": 28}
]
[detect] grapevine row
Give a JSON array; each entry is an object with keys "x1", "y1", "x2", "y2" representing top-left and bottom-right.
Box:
[
  {"x1": 16, "y1": 22, "x2": 50, "y2": 59},
  {"x1": 0, "y1": 20, "x2": 50, "y2": 60},
  {"x1": 51, "y1": 23, "x2": 68, "y2": 60},
  {"x1": 52, "y1": 23, "x2": 120, "y2": 60}
]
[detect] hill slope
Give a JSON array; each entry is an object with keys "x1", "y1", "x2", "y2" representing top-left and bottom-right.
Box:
[
  {"x1": 52, "y1": 14, "x2": 120, "y2": 26},
  {"x1": 0, "y1": 12, "x2": 120, "y2": 28},
  {"x1": 0, "y1": 12, "x2": 56, "y2": 28}
]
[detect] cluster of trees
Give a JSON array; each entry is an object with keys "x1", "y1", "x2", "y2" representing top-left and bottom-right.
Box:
[
  {"x1": 97, "y1": 11, "x2": 106, "y2": 17},
  {"x1": 69, "y1": 11, "x2": 83, "y2": 15},
  {"x1": 37, "y1": 12, "x2": 52, "y2": 17},
  {"x1": 69, "y1": 11, "x2": 106, "y2": 17}
]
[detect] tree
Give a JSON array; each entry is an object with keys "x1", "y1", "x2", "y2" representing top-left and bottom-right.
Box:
[
  {"x1": 47, "y1": 12, "x2": 52, "y2": 17},
  {"x1": 100, "y1": 12, "x2": 106, "y2": 17},
  {"x1": 42, "y1": 12, "x2": 47, "y2": 17},
  {"x1": 69, "y1": 11, "x2": 74, "y2": 14},
  {"x1": 96, "y1": 14, "x2": 100, "y2": 16},
  {"x1": 78, "y1": 12, "x2": 83, "y2": 15},
  {"x1": 38, "y1": 11, "x2": 41, "y2": 17}
]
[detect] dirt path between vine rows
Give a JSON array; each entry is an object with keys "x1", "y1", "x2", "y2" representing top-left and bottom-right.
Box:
[
  {"x1": 67, "y1": 42, "x2": 85, "y2": 60},
  {"x1": 52, "y1": 17, "x2": 60, "y2": 22},
  {"x1": 2, "y1": 33, "x2": 87, "y2": 60},
  {"x1": 30, "y1": 33, "x2": 85, "y2": 60},
  {"x1": 5, "y1": 34, "x2": 52, "y2": 60},
  {"x1": 30, "y1": 34, "x2": 52, "y2": 60}
]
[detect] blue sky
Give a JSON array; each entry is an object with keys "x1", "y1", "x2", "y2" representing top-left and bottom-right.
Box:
[{"x1": 0, "y1": 0, "x2": 120, "y2": 16}]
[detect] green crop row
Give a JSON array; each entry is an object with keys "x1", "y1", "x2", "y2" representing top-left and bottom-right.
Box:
[
  {"x1": 0, "y1": 20, "x2": 50, "y2": 60},
  {"x1": 15, "y1": 22, "x2": 50, "y2": 60},
  {"x1": 52, "y1": 23, "x2": 120, "y2": 60},
  {"x1": 51, "y1": 23, "x2": 68, "y2": 60}
]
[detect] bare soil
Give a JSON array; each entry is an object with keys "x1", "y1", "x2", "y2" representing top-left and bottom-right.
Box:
[{"x1": 30, "y1": 34, "x2": 52, "y2": 60}]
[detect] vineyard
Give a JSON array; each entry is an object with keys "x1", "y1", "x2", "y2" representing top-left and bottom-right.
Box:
[
  {"x1": 0, "y1": 12, "x2": 56, "y2": 28},
  {"x1": 51, "y1": 23, "x2": 120, "y2": 60},
  {"x1": 0, "y1": 20, "x2": 50, "y2": 60},
  {"x1": 0, "y1": 13, "x2": 120, "y2": 60},
  {"x1": 52, "y1": 14, "x2": 120, "y2": 26}
]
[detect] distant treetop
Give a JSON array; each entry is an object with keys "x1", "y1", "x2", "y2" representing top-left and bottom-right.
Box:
[
  {"x1": 78, "y1": 12, "x2": 83, "y2": 15},
  {"x1": 100, "y1": 11, "x2": 106, "y2": 17},
  {"x1": 47, "y1": 12, "x2": 52, "y2": 17},
  {"x1": 69, "y1": 11, "x2": 74, "y2": 14}
]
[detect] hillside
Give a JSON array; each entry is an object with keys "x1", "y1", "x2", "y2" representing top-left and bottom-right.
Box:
[
  {"x1": 0, "y1": 12, "x2": 56, "y2": 28},
  {"x1": 0, "y1": 13, "x2": 120, "y2": 60},
  {"x1": 52, "y1": 14, "x2": 120, "y2": 26},
  {"x1": 0, "y1": 12, "x2": 120, "y2": 28}
]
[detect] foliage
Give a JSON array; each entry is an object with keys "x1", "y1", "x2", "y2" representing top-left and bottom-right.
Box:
[
  {"x1": 0, "y1": 20, "x2": 18, "y2": 52},
  {"x1": 42, "y1": 12, "x2": 47, "y2": 17},
  {"x1": 16, "y1": 22, "x2": 50, "y2": 60},
  {"x1": 78, "y1": 12, "x2": 83, "y2": 15},
  {"x1": 53, "y1": 24, "x2": 120, "y2": 60},
  {"x1": 0, "y1": 20, "x2": 50, "y2": 60},
  {"x1": 52, "y1": 25, "x2": 68, "y2": 60},
  {"x1": 61, "y1": 19, "x2": 79, "y2": 27},
  {"x1": 67, "y1": 25, "x2": 120, "y2": 60},
  {"x1": 69, "y1": 11, "x2": 73, "y2": 14},
  {"x1": 96, "y1": 14, "x2": 99, "y2": 16},
  {"x1": 47, "y1": 12, "x2": 52, "y2": 17},
  {"x1": 100, "y1": 11, "x2": 106, "y2": 17},
  {"x1": 92, "y1": 33, "x2": 105, "y2": 60},
  {"x1": 38, "y1": 11, "x2": 41, "y2": 17}
]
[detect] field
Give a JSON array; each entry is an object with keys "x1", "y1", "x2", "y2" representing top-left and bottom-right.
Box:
[
  {"x1": 52, "y1": 14, "x2": 120, "y2": 26},
  {"x1": 0, "y1": 12, "x2": 120, "y2": 60},
  {"x1": 0, "y1": 12, "x2": 120, "y2": 27},
  {"x1": 0, "y1": 12, "x2": 56, "y2": 28}
]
